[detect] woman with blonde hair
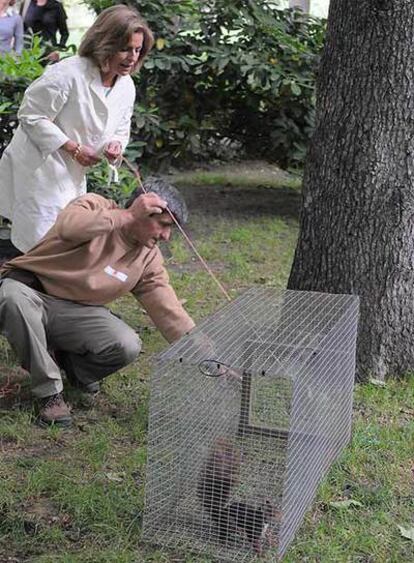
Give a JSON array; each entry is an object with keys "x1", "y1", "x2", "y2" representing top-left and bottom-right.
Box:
[{"x1": 0, "y1": 5, "x2": 153, "y2": 253}]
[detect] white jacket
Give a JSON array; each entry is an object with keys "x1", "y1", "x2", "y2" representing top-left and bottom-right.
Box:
[{"x1": 0, "y1": 55, "x2": 136, "y2": 252}]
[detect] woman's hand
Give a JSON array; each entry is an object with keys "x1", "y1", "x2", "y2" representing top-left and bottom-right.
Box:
[
  {"x1": 62, "y1": 141, "x2": 101, "y2": 167},
  {"x1": 46, "y1": 51, "x2": 60, "y2": 63},
  {"x1": 104, "y1": 141, "x2": 123, "y2": 164},
  {"x1": 76, "y1": 145, "x2": 102, "y2": 167}
]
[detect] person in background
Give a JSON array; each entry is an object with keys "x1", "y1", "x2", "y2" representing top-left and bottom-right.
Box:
[
  {"x1": 23, "y1": 0, "x2": 68, "y2": 51},
  {"x1": 0, "y1": 179, "x2": 195, "y2": 428},
  {"x1": 0, "y1": 0, "x2": 23, "y2": 54},
  {"x1": 0, "y1": 5, "x2": 153, "y2": 254}
]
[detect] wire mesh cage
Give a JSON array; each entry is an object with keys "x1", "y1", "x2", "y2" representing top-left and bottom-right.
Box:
[{"x1": 142, "y1": 287, "x2": 360, "y2": 561}]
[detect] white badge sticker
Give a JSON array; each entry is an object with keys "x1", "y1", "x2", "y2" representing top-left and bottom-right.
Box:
[{"x1": 104, "y1": 265, "x2": 128, "y2": 282}]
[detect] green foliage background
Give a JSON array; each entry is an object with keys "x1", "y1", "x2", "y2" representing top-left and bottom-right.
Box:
[
  {"x1": 0, "y1": 38, "x2": 44, "y2": 155},
  {"x1": 0, "y1": 0, "x2": 326, "y2": 169}
]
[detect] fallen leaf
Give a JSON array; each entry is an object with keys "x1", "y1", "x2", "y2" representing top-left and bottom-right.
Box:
[
  {"x1": 369, "y1": 378, "x2": 386, "y2": 387},
  {"x1": 398, "y1": 525, "x2": 414, "y2": 541},
  {"x1": 105, "y1": 472, "x2": 125, "y2": 483},
  {"x1": 329, "y1": 499, "x2": 363, "y2": 509}
]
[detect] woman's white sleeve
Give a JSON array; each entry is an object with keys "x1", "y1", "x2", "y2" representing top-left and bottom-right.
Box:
[
  {"x1": 17, "y1": 68, "x2": 72, "y2": 157},
  {"x1": 111, "y1": 102, "x2": 134, "y2": 151},
  {"x1": 111, "y1": 82, "x2": 136, "y2": 150}
]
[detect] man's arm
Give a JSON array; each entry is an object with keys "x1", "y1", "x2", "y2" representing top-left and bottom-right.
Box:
[
  {"x1": 55, "y1": 192, "x2": 169, "y2": 244},
  {"x1": 54, "y1": 194, "x2": 126, "y2": 243},
  {"x1": 132, "y1": 250, "x2": 195, "y2": 343}
]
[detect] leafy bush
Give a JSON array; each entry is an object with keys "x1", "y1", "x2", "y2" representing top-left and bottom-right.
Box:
[
  {"x1": 86, "y1": 0, "x2": 326, "y2": 169},
  {"x1": 86, "y1": 160, "x2": 137, "y2": 205},
  {"x1": 0, "y1": 37, "x2": 45, "y2": 156},
  {"x1": 0, "y1": 36, "x2": 76, "y2": 157}
]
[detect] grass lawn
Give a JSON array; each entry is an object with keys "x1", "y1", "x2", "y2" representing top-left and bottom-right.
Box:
[{"x1": 0, "y1": 164, "x2": 413, "y2": 562}]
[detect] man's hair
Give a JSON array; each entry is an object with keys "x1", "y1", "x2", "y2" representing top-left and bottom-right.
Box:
[
  {"x1": 78, "y1": 5, "x2": 154, "y2": 73},
  {"x1": 125, "y1": 176, "x2": 189, "y2": 225}
]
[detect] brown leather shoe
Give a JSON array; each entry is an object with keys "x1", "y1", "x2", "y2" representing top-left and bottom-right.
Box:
[{"x1": 37, "y1": 392, "x2": 72, "y2": 428}]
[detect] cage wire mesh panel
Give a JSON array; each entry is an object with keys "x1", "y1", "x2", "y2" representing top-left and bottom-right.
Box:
[{"x1": 142, "y1": 288, "x2": 359, "y2": 561}]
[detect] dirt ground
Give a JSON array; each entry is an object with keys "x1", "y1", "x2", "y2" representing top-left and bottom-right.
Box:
[
  {"x1": 178, "y1": 183, "x2": 300, "y2": 222},
  {"x1": 171, "y1": 160, "x2": 301, "y2": 222}
]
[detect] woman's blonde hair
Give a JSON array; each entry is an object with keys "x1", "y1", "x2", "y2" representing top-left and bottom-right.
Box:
[{"x1": 78, "y1": 5, "x2": 154, "y2": 72}]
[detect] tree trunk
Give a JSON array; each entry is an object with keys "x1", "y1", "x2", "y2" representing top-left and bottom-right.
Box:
[
  {"x1": 288, "y1": 0, "x2": 414, "y2": 380},
  {"x1": 289, "y1": 0, "x2": 311, "y2": 12}
]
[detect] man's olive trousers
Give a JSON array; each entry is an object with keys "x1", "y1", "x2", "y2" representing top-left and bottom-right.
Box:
[{"x1": 0, "y1": 279, "x2": 141, "y2": 398}]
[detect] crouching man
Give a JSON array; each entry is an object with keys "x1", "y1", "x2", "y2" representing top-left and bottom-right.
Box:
[{"x1": 0, "y1": 178, "x2": 195, "y2": 428}]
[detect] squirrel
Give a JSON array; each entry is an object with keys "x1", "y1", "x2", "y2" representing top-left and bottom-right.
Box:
[
  {"x1": 197, "y1": 437, "x2": 241, "y2": 525},
  {"x1": 197, "y1": 438, "x2": 278, "y2": 555},
  {"x1": 216, "y1": 499, "x2": 279, "y2": 554}
]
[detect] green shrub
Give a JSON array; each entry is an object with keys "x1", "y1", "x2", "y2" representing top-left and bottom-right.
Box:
[
  {"x1": 0, "y1": 37, "x2": 45, "y2": 156},
  {"x1": 86, "y1": 160, "x2": 137, "y2": 205},
  {"x1": 86, "y1": 0, "x2": 326, "y2": 169},
  {"x1": 0, "y1": 37, "x2": 76, "y2": 157}
]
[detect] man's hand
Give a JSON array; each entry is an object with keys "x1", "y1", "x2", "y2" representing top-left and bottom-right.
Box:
[
  {"x1": 188, "y1": 330, "x2": 216, "y2": 358},
  {"x1": 104, "y1": 141, "x2": 122, "y2": 164},
  {"x1": 128, "y1": 192, "x2": 168, "y2": 221},
  {"x1": 115, "y1": 193, "x2": 168, "y2": 233},
  {"x1": 186, "y1": 330, "x2": 243, "y2": 385}
]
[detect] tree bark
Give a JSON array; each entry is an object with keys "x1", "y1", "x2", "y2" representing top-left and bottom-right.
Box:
[
  {"x1": 289, "y1": 0, "x2": 311, "y2": 12},
  {"x1": 288, "y1": 0, "x2": 414, "y2": 380}
]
